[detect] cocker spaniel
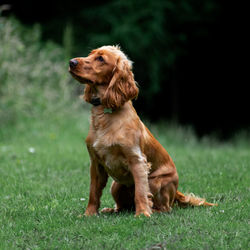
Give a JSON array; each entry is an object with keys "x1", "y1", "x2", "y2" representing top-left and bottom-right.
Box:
[{"x1": 69, "y1": 45, "x2": 216, "y2": 217}]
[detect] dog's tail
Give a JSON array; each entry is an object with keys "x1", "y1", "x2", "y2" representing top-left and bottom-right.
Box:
[{"x1": 175, "y1": 190, "x2": 217, "y2": 207}]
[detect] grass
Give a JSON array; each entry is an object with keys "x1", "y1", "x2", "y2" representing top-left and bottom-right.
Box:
[{"x1": 0, "y1": 111, "x2": 249, "y2": 250}]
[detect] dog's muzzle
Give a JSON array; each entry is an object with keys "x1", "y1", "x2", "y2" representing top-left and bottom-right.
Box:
[{"x1": 69, "y1": 59, "x2": 78, "y2": 68}]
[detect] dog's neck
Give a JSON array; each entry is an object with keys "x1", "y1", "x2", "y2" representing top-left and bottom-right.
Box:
[
  {"x1": 90, "y1": 96, "x2": 114, "y2": 114},
  {"x1": 90, "y1": 101, "x2": 137, "y2": 131},
  {"x1": 89, "y1": 90, "x2": 114, "y2": 114},
  {"x1": 88, "y1": 84, "x2": 106, "y2": 107},
  {"x1": 87, "y1": 84, "x2": 134, "y2": 114},
  {"x1": 90, "y1": 96, "x2": 102, "y2": 106}
]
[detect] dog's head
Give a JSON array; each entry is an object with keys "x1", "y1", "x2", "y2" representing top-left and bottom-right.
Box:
[{"x1": 69, "y1": 45, "x2": 138, "y2": 109}]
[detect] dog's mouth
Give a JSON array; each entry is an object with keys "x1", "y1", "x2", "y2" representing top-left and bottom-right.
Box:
[{"x1": 69, "y1": 69, "x2": 94, "y2": 84}]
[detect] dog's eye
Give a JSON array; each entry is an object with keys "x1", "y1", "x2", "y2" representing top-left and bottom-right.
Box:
[{"x1": 96, "y1": 56, "x2": 104, "y2": 62}]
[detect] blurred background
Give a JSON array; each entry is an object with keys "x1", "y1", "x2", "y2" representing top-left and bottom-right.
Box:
[{"x1": 0, "y1": 0, "x2": 248, "y2": 139}]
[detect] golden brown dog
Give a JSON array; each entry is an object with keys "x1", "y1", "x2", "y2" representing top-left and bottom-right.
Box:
[{"x1": 69, "y1": 45, "x2": 216, "y2": 217}]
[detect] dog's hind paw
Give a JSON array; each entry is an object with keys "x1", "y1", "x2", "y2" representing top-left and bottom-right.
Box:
[{"x1": 101, "y1": 207, "x2": 116, "y2": 213}]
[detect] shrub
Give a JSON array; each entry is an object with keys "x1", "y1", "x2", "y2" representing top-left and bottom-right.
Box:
[{"x1": 0, "y1": 17, "x2": 81, "y2": 127}]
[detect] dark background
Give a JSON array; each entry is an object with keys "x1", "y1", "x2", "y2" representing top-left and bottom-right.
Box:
[{"x1": 1, "y1": 0, "x2": 248, "y2": 138}]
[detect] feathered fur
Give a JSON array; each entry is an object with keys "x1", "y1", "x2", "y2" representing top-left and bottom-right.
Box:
[{"x1": 69, "y1": 45, "x2": 217, "y2": 217}]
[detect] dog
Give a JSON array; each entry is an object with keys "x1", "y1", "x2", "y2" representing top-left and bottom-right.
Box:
[{"x1": 69, "y1": 45, "x2": 216, "y2": 217}]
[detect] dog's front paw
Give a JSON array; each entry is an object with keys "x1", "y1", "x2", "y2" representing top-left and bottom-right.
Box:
[
  {"x1": 135, "y1": 209, "x2": 152, "y2": 217},
  {"x1": 84, "y1": 207, "x2": 98, "y2": 216},
  {"x1": 84, "y1": 211, "x2": 98, "y2": 216}
]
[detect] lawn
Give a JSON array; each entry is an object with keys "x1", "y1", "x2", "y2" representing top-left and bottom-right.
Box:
[{"x1": 0, "y1": 110, "x2": 249, "y2": 250}]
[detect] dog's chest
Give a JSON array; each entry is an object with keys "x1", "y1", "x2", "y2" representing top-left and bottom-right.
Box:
[{"x1": 93, "y1": 141, "x2": 134, "y2": 186}]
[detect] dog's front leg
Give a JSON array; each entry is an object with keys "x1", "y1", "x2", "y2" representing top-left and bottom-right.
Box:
[
  {"x1": 85, "y1": 157, "x2": 108, "y2": 216},
  {"x1": 129, "y1": 162, "x2": 152, "y2": 217}
]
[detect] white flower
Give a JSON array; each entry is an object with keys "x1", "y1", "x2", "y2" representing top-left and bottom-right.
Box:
[{"x1": 28, "y1": 147, "x2": 35, "y2": 153}]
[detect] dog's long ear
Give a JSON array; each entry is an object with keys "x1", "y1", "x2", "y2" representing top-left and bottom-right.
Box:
[{"x1": 102, "y1": 58, "x2": 139, "y2": 109}]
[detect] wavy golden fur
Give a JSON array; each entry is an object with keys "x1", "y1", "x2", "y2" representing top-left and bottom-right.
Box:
[{"x1": 69, "y1": 45, "x2": 216, "y2": 217}]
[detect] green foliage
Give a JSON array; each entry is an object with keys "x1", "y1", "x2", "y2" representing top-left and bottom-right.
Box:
[
  {"x1": 0, "y1": 17, "x2": 80, "y2": 127},
  {"x1": 63, "y1": 22, "x2": 74, "y2": 60},
  {"x1": 72, "y1": 0, "x2": 218, "y2": 100}
]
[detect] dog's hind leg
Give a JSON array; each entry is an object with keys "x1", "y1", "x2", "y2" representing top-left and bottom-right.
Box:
[
  {"x1": 149, "y1": 173, "x2": 178, "y2": 213},
  {"x1": 101, "y1": 181, "x2": 135, "y2": 213}
]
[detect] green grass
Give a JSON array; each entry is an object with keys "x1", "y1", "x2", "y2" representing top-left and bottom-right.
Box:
[{"x1": 0, "y1": 111, "x2": 249, "y2": 250}]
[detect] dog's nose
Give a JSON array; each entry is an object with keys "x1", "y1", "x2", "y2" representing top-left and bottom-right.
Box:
[{"x1": 69, "y1": 59, "x2": 78, "y2": 68}]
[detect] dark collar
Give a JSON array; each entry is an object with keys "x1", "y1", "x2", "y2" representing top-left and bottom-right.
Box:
[
  {"x1": 90, "y1": 96, "x2": 113, "y2": 113},
  {"x1": 90, "y1": 97, "x2": 101, "y2": 106}
]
